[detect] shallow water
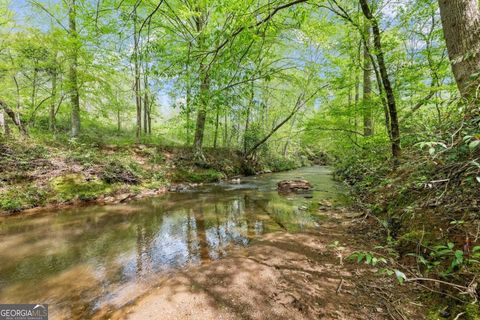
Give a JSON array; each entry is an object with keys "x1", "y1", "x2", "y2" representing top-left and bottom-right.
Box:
[{"x1": 0, "y1": 166, "x2": 345, "y2": 319}]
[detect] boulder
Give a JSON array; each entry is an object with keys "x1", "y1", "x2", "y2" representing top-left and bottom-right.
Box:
[{"x1": 277, "y1": 180, "x2": 312, "y2": 192}]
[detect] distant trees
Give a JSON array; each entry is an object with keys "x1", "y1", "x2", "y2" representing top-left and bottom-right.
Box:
[{"x1": 2, "y1": 0, "x2": 477, "y2": 169}]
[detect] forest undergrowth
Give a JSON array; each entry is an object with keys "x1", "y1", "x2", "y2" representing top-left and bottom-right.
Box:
[{"x1": 334, "y1": 107, "x2": 480, "y2": 319}]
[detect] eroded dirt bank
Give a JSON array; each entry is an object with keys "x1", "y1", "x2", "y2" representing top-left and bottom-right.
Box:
[{"x1": 98, "y1": 210, "x2": 425, "y2": 320}]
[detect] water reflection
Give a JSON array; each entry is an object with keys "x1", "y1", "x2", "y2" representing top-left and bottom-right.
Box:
[{"x1": 0, "y1": 166, "x2": 344, "y2": 319}]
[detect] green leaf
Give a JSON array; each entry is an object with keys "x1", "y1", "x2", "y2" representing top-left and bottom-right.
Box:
[
  {"x1": 357, "y1": 253, "x2": 365, "y2": 263},
  {"x1": 366, "y1": 254, "x2": 372, "y2": 265},
  {"x1": 394, "y1": 270, "x2": 407, "y2": 284},
  {"x1": 469, "y1": 140, "x2": 480, "y2": 150},
  {"x1": 454, "y1": 250, "x2": 464, "y2": 261}
]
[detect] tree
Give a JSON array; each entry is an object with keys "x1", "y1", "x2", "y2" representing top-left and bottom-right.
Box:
[
  {"x1": 363, "y1": 23, "x2": 373, "y2": 137},
  {"x1": 438, "y1": 0, "x2": 480, "y2": 100},
  {"x1": 68, "y1": 0, "x2": 80, "y2": 137},
  {"x1": 132, "y1": 6, "x2": 142, "y2": 139},
  {"x1": 359, "y1": 0, "x2": 401, "y2": 161}
]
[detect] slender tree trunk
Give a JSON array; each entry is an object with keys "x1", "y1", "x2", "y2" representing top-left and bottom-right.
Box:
[
  {"x1": 143, "y1": 63, "x2": 149, "y2": 135},
  {"x1": 193, "y1": 73, "x2": 209, "y2": 157},
  {"x1": 185, "y1": 44, "x2": 192, "y2": 145},
  {"x1": 147, "y1": 100, "x2": 152, "y2": 134},
  {"x1": 354, "y1": 40, "x2": 361, "y2": 142},
  {"x1": 186, "y1": 104, "x2": 191, "y2": 145},
  {"x1": 360, "y1": 0, "x2": 401, "y2": 162},
  {"x1": 4, "y1": 110, "x2": 10, "y2": 137},
  {"x1": 438, "y1": 0, "x2": 480, "y2": 100},
  {"x1": 213, "y1": 105, "x2": 220, "y2": 148},
  {"x1": 144, "y1": 90, "x2": 149, "y2": 135},
  {"x1": 133, "y1": 7, "x2": 142, "y2": 139},
  {"x1": 244, "y1": 82, "x2": 255, "y2": 155},
  {"x1": 31, "y1": 68, "x2": 37, "y2": 124},
  {"x1": 223, "y1": 113, "x2": 228, "y2": 147},
  {"x1": 243, "y1": 103, "x2": 251, "y2": 155},
  {"x1": 69, "y1": 0, "x2": 80, "y2": 138},
  {"x1": 49, "y1": 69, "x2": 57, "y2": 132},
  {"x1": 193, "y1": 4, "x2": 208, "y2": 159},
  {"x1": 117, "y1": 108, "x2": 121, "y2": 132},
  {"x1": 363, "y1": 24, "x2": 373, "y2": 136},
  {"x1": 0, "y1": 111, "x2": 5, "y2": 137}
]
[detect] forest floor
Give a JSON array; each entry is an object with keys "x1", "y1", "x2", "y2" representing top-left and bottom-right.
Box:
[{"x1": 96, "y1": 208, "x2": 429, "y2": 320}]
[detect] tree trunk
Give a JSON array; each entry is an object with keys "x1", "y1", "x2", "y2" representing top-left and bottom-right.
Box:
[
  {"x1": 213, "y1": 105, "x2": 220, "y2": 149},
  {"x1": 186, "y1": 103, "x2": 191, "y2": 145},
  {"x1": 243, "y1": 86, "x2": 253, "y2": 155},
  {"x1": 3, "y1": 110, "x2": 10, "y2": 137},
  {"x1": 143, "y1": 65, "x2": 149, "y2": 135},
  {"x1": 49, "y1": 69, "x2": 57, "y2": 132},
  {"x1": 185, "y1": 44, "x2": 192, "y2": 145},
  {"x1": 31, "y1": 68, "x2": 37, "y2": 124},
  {"x1": 0, "y1": 99, "x2": 28, "y2": 136},
  {"x1": 144, "y1": 92, "x2": 149, "y2": 135},
  {"x1": 438, "y1": 0, "x2": 480, "y2": 100},
  {"x1": 133, "y1": 7, "x2": 142, "y2": 139},
  {"x1": 193, "y1": 5, "x2": 209, "y2": 159},
  {"x1": 193, "y1": 73, "x2": 208, "y2": 157},
  {"x1": 0, "y1": 111, "x2": 5, "y2": 137},
  {"x1": 223, "y1": 112, "x2": 228, "y2": 147},
  {"x1": 354, "y1": 42, "x2": 360, "y2": 142},
  {"x1": 360, "y1": 0, "x2": 401, "y2": 162},
  {"x1": 69, "y1": 0, "x2": 80, "y2": 138},
  {"x1": 147, "y1": 100, "x2": 152, "y2": 134},
  {"x1": 117, "y1": 109, "x2": 121, "y2": 132},
  {"x1": 363, "y1": 24, "x2": 373, "y2": 136}
]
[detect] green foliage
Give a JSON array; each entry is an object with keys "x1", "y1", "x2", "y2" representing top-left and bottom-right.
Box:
[
  {"x1": 266, "y1": 157, "x2": 301, "y2": 172},
  {"x1": 0, "y1": 185, "x2": 48, "y2": 212},
  {"x1": 408, "y1": 243, "x2": 480, "y2": 277},
  {"x1": 172, "y1": 168, "x2": 225, "y2": 183},
  {"x1": 349, "y1": 251, "x2": 388, "y2": 267}
]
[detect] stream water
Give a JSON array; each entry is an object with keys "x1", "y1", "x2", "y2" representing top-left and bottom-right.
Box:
[{"x1": 0, "y1": 166, "x2": 346, "y2": 319}]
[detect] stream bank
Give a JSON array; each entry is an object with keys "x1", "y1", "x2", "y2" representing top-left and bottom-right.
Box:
[{"x1": 0, "y1": 140, "x2": 320, "y2": 215}]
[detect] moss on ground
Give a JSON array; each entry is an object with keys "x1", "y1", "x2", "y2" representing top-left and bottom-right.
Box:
[{"x1": 50, "y1": 174, "x2": 114, "y2": 202}]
